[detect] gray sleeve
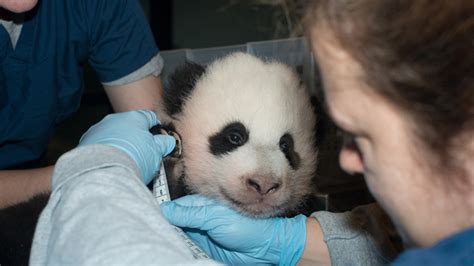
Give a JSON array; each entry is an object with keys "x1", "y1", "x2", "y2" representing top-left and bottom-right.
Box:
[
  {"x1": 102, "y1": 52, "x2": 164, "y2": 86},
  {"x1": 311, "y1": 204, "x2": 403, "y2": 266},
  {"x1": 29, "y1": 145, "x2": 220, "y2": 266}
]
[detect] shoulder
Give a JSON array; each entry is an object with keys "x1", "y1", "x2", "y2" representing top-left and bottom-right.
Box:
[
  {"x1": 392, "y1": 227, "x2": 474, "y2": 265},
  {"x1": 35, "y1": 0, "x2": 144, "y2": 28},
  {"x1": 47, "y1": 0, "x2": 145, "y2": 25}
]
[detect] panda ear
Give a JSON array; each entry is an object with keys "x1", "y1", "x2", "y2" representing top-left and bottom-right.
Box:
[{"x1": 164, "y1": 62, "x2": 206, "y2": 117}]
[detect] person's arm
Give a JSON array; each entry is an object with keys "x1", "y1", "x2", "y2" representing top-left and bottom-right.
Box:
[
  {"x1": 31, "y1": 110, "x2": 217, "y2": 265},
  {"x1": 309, "y1": 204, "x2": 403, "y2": 265},
  {"x1": 0, "y1": 74, "x2": 162, "y2": 208},
  {"x1": 84, "y1": 0, "x2": 164, "y2": 113},
  {"x1": 298, "y1": 217, "x2": 331, "y2": 266},
  {"x1": 161, "y1": 196, "x2": 403, "y2": 266},
  {"x1": 30, "y1": 145, "x2": 210, "y2": 265},
  {"x1": 301, "y1": 207, "x2": 402, "y2": 266},
  {"x1": 104, "y1": 72, "x2": 163, "y2": 112},
  {"x1": 0, "y1": 167, "x2": 53, "y2": 208}
]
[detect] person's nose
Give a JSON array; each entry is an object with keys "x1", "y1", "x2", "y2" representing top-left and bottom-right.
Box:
[{"x1": 339, "y1": 141, "x2": 364, "y2": 175}]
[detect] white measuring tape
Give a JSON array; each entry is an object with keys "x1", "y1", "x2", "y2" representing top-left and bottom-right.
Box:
[{"x1": 153, "y1": 162, "x2": 210, "y2": 259}]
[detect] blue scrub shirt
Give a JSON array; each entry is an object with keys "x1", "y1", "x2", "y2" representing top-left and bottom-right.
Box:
[
  {"x1": 392, "y1": 227, "x2": 474, "y2": 265},
  {"x1": 0, "y1": 0, "x2": 158, "y2": 169}
]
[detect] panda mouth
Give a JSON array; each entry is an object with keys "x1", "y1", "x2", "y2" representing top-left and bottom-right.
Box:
[
  {"x1": 219, "y1": 188, "x2": 251, "y2": 206},
  {"x1": 218, "y1": 186, "x2": 285, "y2": 217}
]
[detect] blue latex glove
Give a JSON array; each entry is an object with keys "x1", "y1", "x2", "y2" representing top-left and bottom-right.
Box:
[
  {"x1": 160, "y1": 194, "x2": 307, "y2": 265},
  {"x1": 79, "y1": 110, "x2": 175, "y2": 184}
]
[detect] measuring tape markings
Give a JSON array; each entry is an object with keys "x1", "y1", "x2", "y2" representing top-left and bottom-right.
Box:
[{"x1": 153, "y1": 162, "x2": 210, "y2": 259}]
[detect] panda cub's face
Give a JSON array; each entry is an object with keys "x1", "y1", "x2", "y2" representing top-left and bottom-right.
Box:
[{"x1": 159, "y1": 52, "x2": 317, "y2": 218}]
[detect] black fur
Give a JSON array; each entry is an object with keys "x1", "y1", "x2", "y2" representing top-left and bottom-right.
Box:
[
  {"x1": 165, "y1": 161, "x2": 189, "y2": 200},
  {"x1": 164, "y1": 62, "x2": 206, "y2": 117},
  {"x1": 208, "y1": 122, "x2": 249, "y2": 156},
  {"x1": 0, "y1": 193, "x2": 50, "y2": 266},
  {"x1": 279, "y1": 133, "x2": 301, "y2": 170}
]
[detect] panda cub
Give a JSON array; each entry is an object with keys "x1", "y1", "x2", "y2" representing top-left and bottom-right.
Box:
[{"x1": 157, "y1": 52, "x2": 317, "y2": 218}]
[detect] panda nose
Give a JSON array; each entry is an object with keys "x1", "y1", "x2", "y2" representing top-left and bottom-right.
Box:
[{"x1": 246, "y1": 177, "x2": 281, "y2": 195}]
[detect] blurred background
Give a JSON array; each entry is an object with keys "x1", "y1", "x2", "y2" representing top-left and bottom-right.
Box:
[{"x1": 46, "y1": 0, "x2": 374, "y2": 213}]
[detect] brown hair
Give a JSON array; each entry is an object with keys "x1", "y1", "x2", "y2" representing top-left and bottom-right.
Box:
[{"x1": 305, "y1": 0, "x2": 474, "y2": 177}]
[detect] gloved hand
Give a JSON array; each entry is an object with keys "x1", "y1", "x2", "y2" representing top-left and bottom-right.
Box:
[
  {"x1": 79, "y1": 110, "x2": 175, "y2": 184},
  {"x1": 160, "y1": 194, "x2": 307, "y2": 266}
]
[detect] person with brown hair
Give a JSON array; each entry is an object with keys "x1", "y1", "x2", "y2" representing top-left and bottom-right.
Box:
[{"x1": 161, "y1": 0, "x2": 474, "y2": 265}]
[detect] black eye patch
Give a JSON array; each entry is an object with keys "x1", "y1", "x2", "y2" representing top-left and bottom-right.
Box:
[
  {"x1": 209, "y1": 122, "x2": 249, "y2": 156},
  {"x1": 279, "y1": 133, "x2": 301, "y2": 170}
]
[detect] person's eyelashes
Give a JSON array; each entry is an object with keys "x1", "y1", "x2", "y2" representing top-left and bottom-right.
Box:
[{"x1": 336, "y1": 126, "x2": 360, "y2": 151}]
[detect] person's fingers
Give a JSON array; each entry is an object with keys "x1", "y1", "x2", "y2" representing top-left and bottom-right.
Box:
[
  {"x1": 160, "y1": 202, "x2": 211, "y2": 229},
  {"x1": 161, "y1": 194, "x2": 239, "y2": 232},
  {"x1": 171, "y1": 194, "x2": 218, "y2": 207},
  {"x1": 136, "y1": 110, "x2": 160, "y2": 128},
  {"x1": 153, "y1": 135, "x2": 176, "y2": 157}
]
